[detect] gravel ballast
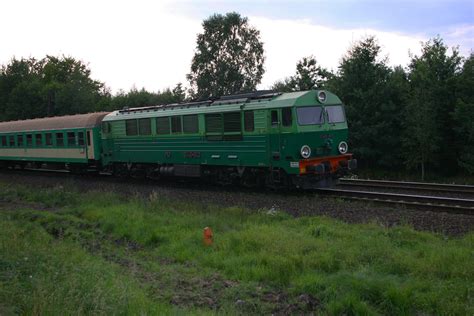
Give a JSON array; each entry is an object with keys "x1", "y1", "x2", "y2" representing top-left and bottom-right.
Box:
[{"x1": 0, "y1": 170, "x2": 473, "y2": 236}]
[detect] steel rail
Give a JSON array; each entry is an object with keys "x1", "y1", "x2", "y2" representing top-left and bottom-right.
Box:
[
  {"x1": 317, "y1": 188, "x2": 474, "y2": 215},
  {"x1": 339, "y1": 178, "x2": 474, "y2": 194}
]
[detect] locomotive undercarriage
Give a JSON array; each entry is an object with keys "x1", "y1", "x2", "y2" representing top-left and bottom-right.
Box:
[{"x1": 106, "y1": 162, "x2": 352, "y2": 189}]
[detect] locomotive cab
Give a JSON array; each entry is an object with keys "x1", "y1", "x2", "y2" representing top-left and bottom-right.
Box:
[{"x1": 270, "y1": 90, "x2": 357, "y2": 188}]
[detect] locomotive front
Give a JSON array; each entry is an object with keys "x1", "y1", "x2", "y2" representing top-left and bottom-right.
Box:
[{"x1": 280, "y1": 90, "x2": 357, "y2": 188}]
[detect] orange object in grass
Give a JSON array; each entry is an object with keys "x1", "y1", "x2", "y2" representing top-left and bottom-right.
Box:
[{"x1": 203, "y1": 227, "x2": 213, "y2": 246}]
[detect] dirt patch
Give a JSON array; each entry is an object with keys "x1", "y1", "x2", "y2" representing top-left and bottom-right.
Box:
[{"x1": 0, "y1": 200, "x2": 54, "y2": 212}]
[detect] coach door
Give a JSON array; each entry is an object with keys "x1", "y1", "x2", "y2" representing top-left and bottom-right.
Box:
[{"x1": 86, "y1": 130, "x2": 95, "y2": 160}]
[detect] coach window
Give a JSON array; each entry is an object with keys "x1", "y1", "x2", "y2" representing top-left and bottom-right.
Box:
[
  {"x1": 171, "y1": 116, "x2": 182, "y2": 134},
  {"x1": 17, "y1": 135, "x2": 24, "y2": 147},
  {"x1": 9, "y1": 135, "x2": 16, "y2": 147},
  {"x1": 138, "y1": 118, "x2": 152, "y2": 135},
  {"x1": 0, "y1": 136, "x2": 6, "y2": 147},
  {"x1": 56, "y1": 133, "x2": 64, "y2": 147},
  {"x1": 156, "y1": 117, "x2": 170, "y2": 135},
  {"x1": 244, "y1": 111, "x2": 254, "y2": 132},
  {"x1": 67, "y1": 132, "x2": 76, "y2": 146},
  {"x1": 183, "y1": 115, "x2": 198, "y2": 134},
  {"x1": 26, "y1": 134, "x2": 33, "y2": 146},
  {"x1": 282, "y1": 107, "x2": 292, "y2": 127},
  {"x1": 35, "y1": 134, "x2": 43, "y2": 146},
  {"x1": 78, "y1": 132, "x2": 85, "y2": 146},
  {"x1": 45, "y1": 133, "x2": 53, "y2": 146},
  {"x1": 271, "y1": 110, "x2": 279, "y2": 127},
  {"x1": 125, "y1": 119, "x2": 138, "y2": 136}
]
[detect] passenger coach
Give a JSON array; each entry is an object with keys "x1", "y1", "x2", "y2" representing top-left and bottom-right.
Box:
[{"x1": 0, "y1": 113, "x2": 107, "y2": 172}]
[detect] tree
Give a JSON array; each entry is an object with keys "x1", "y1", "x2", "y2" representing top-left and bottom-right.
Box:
[
  {"x1": 328, "y1": 36, "x2": 405, "y2": 169},
  {"x1": 0, "y1": 56, "x2": 107, "y2": 121},
  {"x1": 0, "y1": 58, "x2": 44, "y2": 121},
  {"x1": 453, "y1": 54, "x2": 474, "y2": 174},
  {"x1": 172, "y1": 83, "x2": 186, "y2": 102},
  {"x1": 291, "y1": 56, "x2": 332, "y2": 90},
  {"x1": 187, "y1": 12, "x2": 265, "y2": 99},
  {"x1": 272, "y1": 56, "x2": 332, "y2": 92},
  {"x1": 106, "y1": 83, "x2": 187, "y2": 111},
  {"x1": 271, "y1": 77, "x2": 293, "y2": 92},
  {"x1": 403, "y1": 37, "x2": 462, "y2": 179},
  {"x1": 40, "y1": 55, "x2": 105, "y2": 116}
]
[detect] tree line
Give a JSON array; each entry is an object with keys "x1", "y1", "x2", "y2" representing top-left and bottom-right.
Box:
[
  {"x1": 0, "y1": 12, "x2": 472, "y2": 178},
  {"x1": 279, "y1": 37, "x2": 473, "y2": 179}
]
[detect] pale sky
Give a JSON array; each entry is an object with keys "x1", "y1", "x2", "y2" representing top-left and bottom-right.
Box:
[{"x1": 1, "y1": 0, "x2": 472, "y2": 93}]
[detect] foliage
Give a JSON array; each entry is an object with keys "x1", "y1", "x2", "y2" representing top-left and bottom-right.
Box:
[
  {"x1": 328, "y1": 36, "x2": 407, "y2": 169},
  {"x1": 403, "y1": 37, "x2": 462, "y2": 179},
  {"x1": 453, "y1": 54, "x2": 474, "y2": 174},
  {"x1": 272, "y1": 56, "x2": 332, "y2": 92},
  {"x1": 0, "y1": 56, "x2": 106, "y2": 121},
  {"x1": 187, "y1": 12, "x2": 265, "y2": 99},
  {"x1": 0, "y1": 183, "x2": 472, "y2": 315},
  {"x1": 0, "y1": 56, "x2": 188, "y2": 120},
  {"x1": 105, "y1": 83, "x2": 186, "y2": 111}
]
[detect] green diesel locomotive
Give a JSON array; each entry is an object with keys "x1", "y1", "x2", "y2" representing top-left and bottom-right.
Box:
[{"x1": 0, "y1": 90, "x2": 356, "y2": 188}]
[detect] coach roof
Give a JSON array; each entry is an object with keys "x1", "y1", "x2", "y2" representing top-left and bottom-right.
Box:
[{"x1": 0, "y1": 112, "x2": 109, "y2": 133}]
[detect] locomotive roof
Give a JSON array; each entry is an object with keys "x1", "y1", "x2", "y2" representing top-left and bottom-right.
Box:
[
  {"x1": 103, "y1": 90, "x2": 340, "y2": 122},
  {"x1": 0, "y1": 112, "x2": 109, "y2": 133}
]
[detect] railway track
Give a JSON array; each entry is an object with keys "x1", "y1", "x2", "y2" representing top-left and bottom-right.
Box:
[
  {"x1": 338, "y1": 178, "x2": 474, "y2": 195},
  {"x1": 318, "y1": 187, "x2": 474, "y2": 215},
  {"x1": 5, "y1": 168, "x2": 474, "y2": 215}
]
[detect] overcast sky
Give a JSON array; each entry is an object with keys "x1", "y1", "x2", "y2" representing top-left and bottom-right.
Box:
[{"x1": 1, "y1": 0, "x2": 472, "y2": 93}]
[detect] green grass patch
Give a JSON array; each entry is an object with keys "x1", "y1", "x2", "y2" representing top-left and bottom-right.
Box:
[
  {"x1": 0, "y1": 212, "x2": 175, "y2": 315},
  {"x1": 0, "y1": 183, "x2": 472, "y2": 315}
]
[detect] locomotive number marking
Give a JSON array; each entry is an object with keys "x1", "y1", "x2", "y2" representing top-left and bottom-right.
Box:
[
  {"x1": 184, "y1": 151, "x2": 201, "y2": 158},
  {"x1": 320, "y1": 134, "x2": 333, "y2": 139}
]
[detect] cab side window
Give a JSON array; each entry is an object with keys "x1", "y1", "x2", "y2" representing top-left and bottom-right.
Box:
[
  {"x1": 271, "y1": 110, "x2": 278, "y2": 127},
  {"x1": 282, "y1": 107, "x2": 292, "y2": 127}
]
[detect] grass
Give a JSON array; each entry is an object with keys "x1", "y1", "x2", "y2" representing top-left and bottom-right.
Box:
[{"x1": 0, "y1": 182, "x2": 472, "y2": 315}]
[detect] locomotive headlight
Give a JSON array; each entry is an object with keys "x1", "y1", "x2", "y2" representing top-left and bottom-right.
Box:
[
  {"x1": 300, "y1": 145, "x2": 311, "y2": 159},
  {"x1": 318, "y1": 91, "x2": 327, "y2": 103},
  {"x1": 338, "y1": 141, "x2": 348, "y2": 154}
]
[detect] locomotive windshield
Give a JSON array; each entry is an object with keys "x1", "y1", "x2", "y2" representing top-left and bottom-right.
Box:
[
  {"x1": 296, "y1": 106, "x2": 324, "y2": 125},
  {"x1": 326, "y1": 105, "x2": 345, "y2": 123}
]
